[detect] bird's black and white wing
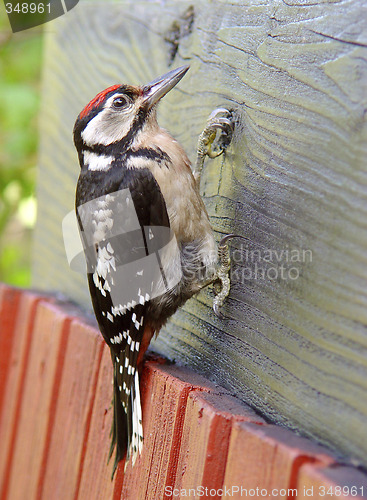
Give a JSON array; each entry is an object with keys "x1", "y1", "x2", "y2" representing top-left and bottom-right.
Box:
[{"x1": 76, "y1": 165, "x2": 170, "y2": 472}]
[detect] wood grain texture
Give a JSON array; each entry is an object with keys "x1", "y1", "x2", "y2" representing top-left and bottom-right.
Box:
[
  {"x1": 223, "y1": 421, "x2": 335, "y2": 498},
  {"x1": 32, "y1": 0, "x2": 367, "y2": 467},
  {"x1": 0, "y1": 290, "x2": 42, "y2": 498},
  {"x1": 5, "y1": 302, "x2": 70, "y2": 500}
]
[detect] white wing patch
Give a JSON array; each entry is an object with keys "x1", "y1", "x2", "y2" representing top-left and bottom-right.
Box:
[
  {"x1": 93, "y1": 243, "x2": 116, "y2": 297},
  {"x1": 131, "y1": 312, "x2": 143, "y2": 330}
]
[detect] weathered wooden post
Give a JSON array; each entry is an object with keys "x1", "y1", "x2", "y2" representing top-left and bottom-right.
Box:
[{"x1": 32, "y1": 0, "x2": 367, "y2": 471}]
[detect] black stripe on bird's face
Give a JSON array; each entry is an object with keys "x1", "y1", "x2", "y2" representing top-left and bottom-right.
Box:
[{"x1": 127, "y1": 147, "x2": 170, "y2": 165}]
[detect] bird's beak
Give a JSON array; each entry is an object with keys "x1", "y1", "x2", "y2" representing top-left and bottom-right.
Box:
[{"x1": 142, "y1": 65, "x2": 190, "y2": 110}]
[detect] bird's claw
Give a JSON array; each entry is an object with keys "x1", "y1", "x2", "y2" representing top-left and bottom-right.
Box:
[
  {"x1": 202, "y1": 118, "x2": 233, "y2": 159},
  {"x1": 213, "y1": 301, "x2": 224, "y2": 319},
  {"x1": 195, "y1": 108, "x2": 234, "y2": 185},
  {"x1": 212, "y1": 235, "x2": 232, "y2": 318},
  {"x1": 194, "y1": 110, "x2": 242, "y2": 317},
  {"x1": 212, "y1": 234, "x2": 251, "y2": 318}
]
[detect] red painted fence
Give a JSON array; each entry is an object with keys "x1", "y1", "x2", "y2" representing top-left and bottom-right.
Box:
[{"x1": 0, "y1": 284, "x2": 366, "y2": 499}]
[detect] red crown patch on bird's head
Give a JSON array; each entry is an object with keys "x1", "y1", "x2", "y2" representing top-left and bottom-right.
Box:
[{"x1": 79, "y1": 84, "x2": 122, "y2": 120}]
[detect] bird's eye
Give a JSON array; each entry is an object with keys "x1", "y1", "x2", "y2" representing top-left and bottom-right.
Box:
[{"x1": 112, "y1": 96, "x2": 128, "y2": 109}]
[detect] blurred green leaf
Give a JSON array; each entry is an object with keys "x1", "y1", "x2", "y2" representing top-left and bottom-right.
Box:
[{"x1": 0, "y1": 5, "x2": 43, "y2": 286}]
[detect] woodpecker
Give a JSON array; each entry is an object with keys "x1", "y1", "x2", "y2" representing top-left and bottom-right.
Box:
[{"x1": 73, "y1": 66, "x2": 228, "y2": 476}]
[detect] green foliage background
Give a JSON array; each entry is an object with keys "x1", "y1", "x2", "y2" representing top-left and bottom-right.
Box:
[{"x1": 0, "y1": 5, "x2": 43, "y2": 286}]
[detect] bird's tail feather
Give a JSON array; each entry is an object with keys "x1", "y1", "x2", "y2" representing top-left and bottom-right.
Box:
[
  {"x1": 109, "y1": 353, "x2": 143, "y2": 478},
  {"x1": 129, "y1": 370, "x2": 143, "y2": 466},
  {"x1": 109, "y1": 369, "x2": 128, "y2": 478}
]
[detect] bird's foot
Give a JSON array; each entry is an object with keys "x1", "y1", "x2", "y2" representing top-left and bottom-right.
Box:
[
  {"x1": 212, "y1": 234, "x2": 250, "y2": 318},
  {"x1": 194, "y1": 109, "x2": 244, "y2": 317},
  {"x1": 195, "y1": 108, "x2": 234, "y2": 187}
]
